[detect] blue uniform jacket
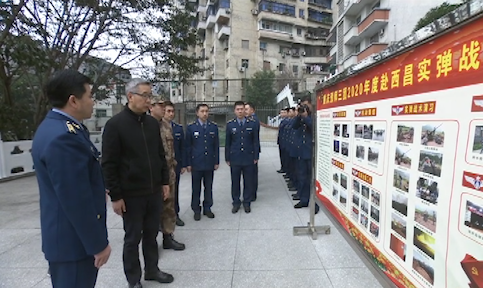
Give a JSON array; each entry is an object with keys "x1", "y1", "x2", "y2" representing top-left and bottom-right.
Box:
[
  {"x1": 293, "y1": 115, "x2": 313, "y2": 160},
  {"x1": 225, "y1": 118, "x2": 260, "y2": 166},
  {"x1": 172, "y1": 121, "x2": 185, "y2": 168},
  {"x1": 31, "y1": 111, "x2": 108, "y2": 262},
  {"x1": 286, "y1": 118, "x2": 298, "y2": 158},
  {"x1": 278, "y1": 118, "x2": 288, "y2": 147},
  {"x1": 185, "y1": 120, "x2": 220, "y2": 171}
]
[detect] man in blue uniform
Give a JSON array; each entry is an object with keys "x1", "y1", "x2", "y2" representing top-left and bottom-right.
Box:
[
  {"x1": 185, "y1": 104, "x2": 220, "y2": 221},
  {"x1": 31, "y1": 70, "x2": 111, "y2": 288},
  {"x1": 226, "y1": 101, "x2": 260, "y2": 213},
  {"x1": 244, "y1": 102, "x2": 260, "y2": 201},
  {"x1": 163, "y1": 101, "x2": 186, "y2": 226},
  {"x1": 277, "y1": 108, "x2": 288, "y2": 173}
]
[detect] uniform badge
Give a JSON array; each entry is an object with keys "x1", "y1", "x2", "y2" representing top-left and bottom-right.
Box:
[
  {"x1": 66, "y1": 121, "x2": 77, "y2": 134},
  {"x1": 194, "y1": 131, "x2": 199, "y2": 136},
  {"x1": 209, "y1": 132, "x2": 215, "y2": 135},
  {"x1": 232, "y1": 128, "x2": 237, "y2": 132},
  {"x1": 247, "y1": 127, "x2": 253, "y2": 131},
  {"x1": 175, "y1": 133, "x2": 181, "y2": 136}
]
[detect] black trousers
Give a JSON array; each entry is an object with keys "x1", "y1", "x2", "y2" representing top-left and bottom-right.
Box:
[{"x1": 122, "y1": 192, "x2": 162, "y2": 285}]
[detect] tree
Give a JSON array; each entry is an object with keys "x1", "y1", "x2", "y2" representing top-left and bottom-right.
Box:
[
  {"x1": 413, "y1": 1, "x2": 468, "y2": 32},
  {"x1": 0, "y1": 0, "x2": 206, "y2": 133},
  {"x1": 275, "y1": 67, "x2": 299, "y2": 94},
  {"x1": 245, "y1": 70, "x2": 276, "y2": 107}
]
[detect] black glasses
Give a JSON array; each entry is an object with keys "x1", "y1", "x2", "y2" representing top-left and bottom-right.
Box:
[{"x1": 133, "y1": 92, "x2": 154, "y2": 99}]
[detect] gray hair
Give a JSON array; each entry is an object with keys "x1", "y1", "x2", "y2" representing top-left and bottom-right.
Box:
[{"x1": 126, "y1": 78, "x2": 151, "y2": 95}]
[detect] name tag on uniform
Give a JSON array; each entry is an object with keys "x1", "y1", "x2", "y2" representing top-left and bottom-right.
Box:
[
  {"x1": 209, "y1": 132, "x2": 215, "y2": 135},
  {"x1": 194, "y1": 131, "x2": 199, "y2": 136},
  {"x1": 246, "y1": 128, "x2": 253, "y2": 131},
  {"x1": 175, "y1": 133, "x2": 181, "y2": 136},
  {"x1": 232, "y1": 128, "x2": 237, "y2": 132}
]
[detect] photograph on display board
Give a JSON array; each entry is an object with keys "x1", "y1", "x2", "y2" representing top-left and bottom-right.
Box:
[
  {"x1": 341, "y1": 142, "x2": 349, "y2": 157},
  {"x1": 363, "y1": 124, "x2": 373, "y2": 140},
  {"x1": 464, "y1": 201, "x2": 483, "y2": 234},
  {"x1": 472, "y1": 125, "x2": 483, "y2": 154},
  {"x1": 371, "y1": 189, "x2": 380, "y2": 206},
  {"x1": 334, "y1": 140, "x2": 340, "y2": 153},
  {"x1": 372, "y1": 128, "x2": 386, "y2": 142},
  {"x1": 390, "y1": 234, "x2": 406, "y2": 261},
  {"x1": 340, "y1": 174, "x2": 348, "y2": 190},
  {"x1": 332, "y1": 185, "x2": 339, "y2": 200},
  {"x1": 361, "y1": 199, "x2": 369, "y2": 214},
  {"x1": 370, "y1": 221, "x2": 379, "y2": 238},
  {"x1": 421, "y1": 124, "x2": 445, "y2": 147},
  {"x1": 370, "y1": 205, "x2": 380, "y2": 223},
  {"x1": 355, "y1": 124, "x2": 363, "y2": 138},
  {"x1": 414, "y1": 201, "x2": 437, "y2": 233},
  {"x1": 353, "y1": 193, "x2": 360, "y2": 206},
  {"x1": 368, "y1": 146, "x2": 379, "y2": 164},
  {"x1": 333, "y1": 172, "x2": 339, "y2": 183},
  {"x1": 334, "y1": 124, "x2": 341, "y2": 137},
  {"x1": 356, "y1": 145, "x2": 365, "y2": 159},
  {"x1": 416, "y1": 177, "x2": 439, "y2": 205},
  {"x1": 392, "y1": 191, "x2": 409, "y2": 216},
  {"x1": 413, "y1": 227, "x2": 436, "y2": 259},
  {"x1": 351, "y1": 206, "x2": 360, "y2": 222},
  {"x1": 353, "y1": 179, "x2": 360, "y2": 193},
  {"x1": 393, "y1": 169, "x2": 410, "y2": 192},
  {"x1": 397, "y1": 125, "x2": 415, "y2": 144},
  {"x1": 395, "y1": 146, "x2": 412, "y2": 168},
  {"x1": 342, "y1": 124, "x2": 350, "y2": 138},
  {"x1": 418, "y1": 150, "x2": 443, "y2": 177},
  {"x1": 412, "y1": 248, "x2": 435, "y2": 285},
  {"x1": 339, "y1": 188, "x2": 347, "y2": 206},
  {"x1": 391, "y1": 212, "x2": 407, "y2": 239},
  {"x1": 360, "y1": 213, "x2": 369, "y2": 228},
  {"x1": 361, "y1": 185, "x2": 370, "y2": 199}
]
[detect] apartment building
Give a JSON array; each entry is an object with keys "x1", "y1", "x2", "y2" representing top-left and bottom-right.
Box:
[
  {"x1": 328, "y1": 0, "x2": 460, "y2": 71},
  {"x1": 177, "y1": 0, "x2": 335, "y2": 103}
]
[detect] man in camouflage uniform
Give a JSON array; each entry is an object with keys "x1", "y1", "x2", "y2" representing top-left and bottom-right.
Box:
[{"x1": 149, "y1": 97, "x2": 185, "y2": 251}]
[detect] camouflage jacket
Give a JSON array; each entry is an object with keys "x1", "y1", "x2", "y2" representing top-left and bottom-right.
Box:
[{"x1": 160, "y1": 119, "x2": 177, "y2": 184}]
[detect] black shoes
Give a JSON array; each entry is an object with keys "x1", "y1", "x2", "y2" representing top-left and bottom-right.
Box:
[
  {"x1": 128, "y1": 282, "x2": 142, "y2": 288},
  {"x1": 194, "y1": 213, "x2": 201, "y2": 221},
  {"x1": 244, "y1": 206, "x2": 251, "y2": 213},
  {"x1": 203, "y1": 211, "x2": 215, "y2": 218},
  {"x1": 163, "y1": 234, "x2": 185, "y2": 251},
  {"x1": 232, "y1": 205, "x2": 240, "y2": 213},
  {"x1": 145, "y1": 270, "x2": 174, "y2": 283},
  {"x1": 277, "y1": 169, "x2": 285, "y2": 173},
  {"x1": 175, "y1": 216, "x2": 185, "y2": 226},
  {"x1": 292, "y1": 195, "x2": 300, "y2": 200},
  {"x1": 294, "y1": 202, "x2": 308, "y2": 208}
]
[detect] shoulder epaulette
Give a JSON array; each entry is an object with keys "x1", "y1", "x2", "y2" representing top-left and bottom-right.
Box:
[{"x1": 65, "y1": 121, "x2": 79, "y2": 134}]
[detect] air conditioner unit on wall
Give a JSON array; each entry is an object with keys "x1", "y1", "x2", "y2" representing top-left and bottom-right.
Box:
[
  {"x1": 239, "y1": 67, "x2": 245, "y2": 72},
  {"x1": 226, "y1": 9, "x2": 231, "y2": 14},
  {"x1": 251, "y1": 9, "x2": 258, "y2": 15}
]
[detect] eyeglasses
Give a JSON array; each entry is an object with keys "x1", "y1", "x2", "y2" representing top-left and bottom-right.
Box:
[{"x1": 133, "y1": 92, "x2": 154, "y2": 99}]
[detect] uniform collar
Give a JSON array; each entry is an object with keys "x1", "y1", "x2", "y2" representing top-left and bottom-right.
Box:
[
  {"x1": 198, "y1": 119, "x2": 208, "y2": 126},
  {"x1": 52, "y1": 108, "x2": 84, "y2": 129}
]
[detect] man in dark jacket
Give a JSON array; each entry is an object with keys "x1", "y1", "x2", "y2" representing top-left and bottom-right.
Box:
[{"x1": 102, "y1": 78, "x2": 173, "y2": 288}]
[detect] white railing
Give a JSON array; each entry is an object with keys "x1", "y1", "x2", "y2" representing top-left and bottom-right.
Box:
[{"x1": 0, "y1": 131, "x2": 104, "y2": 180}]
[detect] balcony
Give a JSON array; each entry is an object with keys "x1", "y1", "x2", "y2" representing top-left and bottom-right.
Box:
[
  {"x1": 257, "y1": 10, "x2": 296, "y2": 24},
  {"x1": 216, "y1": 8, "x2": 231, "y2": 25},
  {"x1": 358, "y1": 9, "x2": 389, "y2": 37},
  {"x1": 357, "y1": 43, "x2": 388, "y2": 62},
  {"x1": 344, "y1": 0, "x2": 380, "y2": 17},
  {"x1": 303, "y1": 56, "x2": 328, "y2": 64},
  {"x1": 258, "y1": 29, "x2": 294, "y2": 43},
  {"x1": 206, "y1": 14, "x2": 216, "y2": 28},
  {"x1": 343, "y1": 54, "x2": 358, "y2": 68},
  {"x1": 343, "y1": 25, "x2": 359, "y2": 45},
  {"x1": 197, "y1": 4, "x2": 207, "y2": 14},
  {"x1": 217, "y1": 25, "x2": 231, "y2": 40},
  {"x1": 307, "y1": 16, "x2": 333, "y2": 26},
  {"x1": 308, "y1": 0, "x2": 332, "y2": 11},
  {"x1": 197, "y1": 18, "x2": 207, "y2": 31}
]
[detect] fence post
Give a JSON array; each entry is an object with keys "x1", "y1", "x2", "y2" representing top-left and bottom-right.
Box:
[{"x1": 0, "y1": 133, "x2": 5, "y2": 179}]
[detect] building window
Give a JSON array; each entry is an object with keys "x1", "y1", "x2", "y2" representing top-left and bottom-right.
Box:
[
  {"x1": 355, "y1": 43, "x2": 361, "y2": 53},
  {"x1": 278, "y1": 63, "x2": 286, "y2": 72},
  {"x1": 225, "y1": 79, "x2": 229, "y2": 92},
  {"x1": 299, "y1": 9, "x2": 304, "y2": 17},
  {"x1": 260, "y1": 20, "x2": 292, "y2": 33},
  {"x1": 372, "y1": 1, "x2": 380, "y2": 9},
  {"x1": 307, "y1": 8, "x2": 331, "y2": 24},
  {"x1": 220, "y1": 0, "x2": 230, "y2": 8},
  {"x1": 369, "y1": 33, "x2": 379, "y2": 44},
  {"x1": 263, "y1": 61, "x2": 271, "y2": 71},
  {"x1": 259, "y1": 41, "x2": 267, "y2": 50},
  {"x1": 297, "y1": 28, "x2": 302, "y2": 35},
  {"x1": 242, "y1": 40, "x2": 249, "y2": 49},
  {"x1": 172, "y1": 90, "x2": 176, "y2": 97},
  {"x1": 226, "y1": 59, "x2": 229, "y2": 68},
  {"x1": 355, "y1": 15, "x2": 362, "y2": 24},
  {"x1": 95, "y1": 109, "x2": 107, "y2": 118},
  {"x1": 292, "y1": 65, "x2": 299, "y2": 75},
  {"x1": 258, "y1": 1, "x2": 296, "y2": 16}
]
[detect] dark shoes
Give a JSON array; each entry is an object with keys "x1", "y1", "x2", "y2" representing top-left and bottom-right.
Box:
[
  {"x1": 292, "y1": 195, "x2": 300, "y2": 200},
  {"x1": 232, "y1": 205, "x2": 240, "y2": 213},
  {"x1": 277, "y1": 169, "x2": 285, "y2": 173},
  {"x1": 203, "y1": 211, "x2": 215, "y2": 218},
  {"x1": 194, "y1": 213, "x2": 201, "y2": 221},
  {"x1": 294, "y1": 202, "x2": 308, "y2": 208},
  {"x1": 128, "y1": 282, "x2": 142, "y2": 288},
  {"x1": 175, "y1": 216, "x2": 185, "y2": 226},
  {"x1": 145, "y1": 270, "x2": 174, "y2": 283},
  {"x1": 163, "y1": 234, "x2": 185, "y2": 251},
  {"x1": 244, "y1": 206, "x2": 251, "y2": 213}
]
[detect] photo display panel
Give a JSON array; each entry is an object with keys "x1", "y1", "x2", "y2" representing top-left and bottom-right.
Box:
[{"x1": 315, "y1": 17, "x2": 483, "y2": 288}]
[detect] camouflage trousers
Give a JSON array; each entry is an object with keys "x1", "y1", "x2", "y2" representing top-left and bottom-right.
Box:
[{"x1": 161, "y1": 167, "x2": 177, "y2": 235}]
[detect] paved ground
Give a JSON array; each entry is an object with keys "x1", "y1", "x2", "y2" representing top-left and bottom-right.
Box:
[{"x1": 0, "y1": 147, "x2": 387, "y2": 288}]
